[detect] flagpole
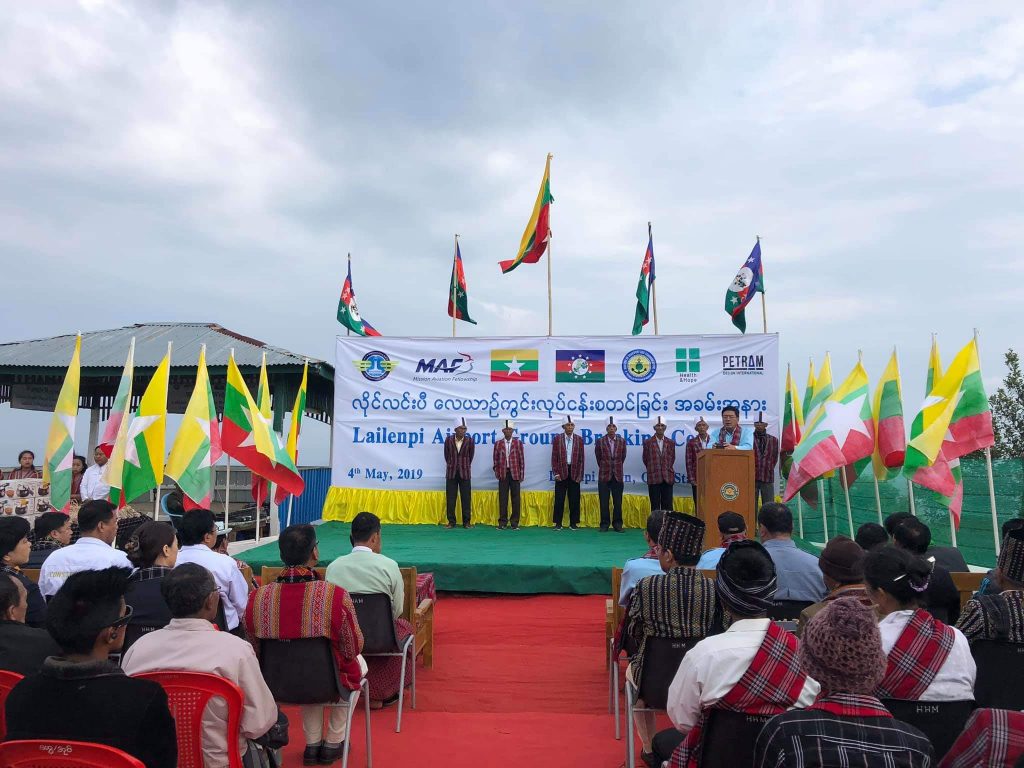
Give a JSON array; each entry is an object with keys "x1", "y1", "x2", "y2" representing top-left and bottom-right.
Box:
[
  {"x1": 840, "y1": 467, "x2": 855, "y2": 537},
  {"x1": 872, "y1": 476, "x2": 884, "y2": 524},
  {"x1": 758, "y1": 236, "x2": 767, "y2": 334},
  {"x1": 785, "y1": 362, "x2": 804, "y2": 537},
  {"x1": 973, "y1": 328, "x2": 1000, "y2": 555},
  {"x1": 546, "y1": 153, "x2": 553, "y2": 337},
  {"x1": 346, "y1": 253, "x2": 352, "y2": 337},
  {"x1": 907, "y1": 476, "x2": 917, "y2": 515},
  {"x1": 818, "y1": 478, "x2": 828, "y2": 541},
  {"x1": 649, "y1": 222, "x2": 659, "y2": 335},
  {"x1": 452, "y1": 234, "x2": 459, "y2": 338}
]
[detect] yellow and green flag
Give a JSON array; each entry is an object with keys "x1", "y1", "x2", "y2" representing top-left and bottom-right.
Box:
[
  {"x1": 43, "y1": 335, "x2": 81, "y2": 511},
  {"x1": 499, "y1": 154, "x2": 553, "y2": 274},
  {"x1": 872, "y1": 349, "x2": 906, "y2": 481},
  {"x1": 251, "y1": 353, "x2": 273, "y2": 505},
  {"x1": 275, "y1": 360, "x2": 308, "y2": 505},
  {"x1": 111, "y1": 347, "x2": 170, "y2": 507},
  {"x1": 166, "y1": 345, "x2": 221, "y2": 508}
]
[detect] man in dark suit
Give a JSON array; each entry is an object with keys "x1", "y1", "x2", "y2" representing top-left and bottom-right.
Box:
[
  {"x1": 595, "y1": 416, "x2": 627, "y2": 532},
  {"x1": 0, "y1": 573, "x2": 60, "y2": 676},
  {"x1": 493, "y1": 419, "x2": 525, "y2": 530},
  {"x1": 443, "y1": 417, "x2": 475, "y2": 528},
  {"x1": 643, "y1": 416, "x2": 676, "y2": 512},
  {"x1": 551, "y1": 415, "x2": 585, "y2": 530}
]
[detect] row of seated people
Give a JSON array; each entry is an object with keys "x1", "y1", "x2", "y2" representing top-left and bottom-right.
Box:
[
  {"x1": 0, "y1": 503, "x2": 413, "y2": 767},
  {"x1": 617, "y1": 505, "x2": 1024, "y2": 767}
]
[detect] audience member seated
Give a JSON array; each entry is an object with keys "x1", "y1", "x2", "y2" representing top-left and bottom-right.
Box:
[
  {"x1": 798, "y1": 535, "x2": 873, "y2": 634},
  {"x1": 865, "y1": 546, "x2": 975, "y2": 701},
  {"x1": 27, "y1": 511, "x2": 73, "y2": 568},
  {"x1": 326, "y1": 511, "x2": 412, "y2": 709},
  {"x1": 653, "y1": 540, "x2": 819, "y2": 767},
  {"x1": 755, "y1": 597, "x2": 934, "y2": 767},
  {"x1": 974, "y1": 518, "x2": 1024, "y2": 597},
  {"x1": 246, "y1": 524, "x2": 366, "y2": 766},
  {"x1": 886, "y1": 511, "x2": 969, "y2": 572},
  {"x1": 855, "y1": 522, "x2": 889, "y2": 552},
  {"x1": 6, "y1": 450, "x2": 42, "y2": 480},
  {"x1": 174, "y1": 509, "x2": 249, "y2": 634},
  {"x1": 958, "y1": 526, "x2": 1024, "y2": 644},
  {"x1": 79, "y1": 446, "x2": 110, "y2": 501},
  {"x1": 124, "y1": 521, "x2": 179, "y2": 641},
  {"x1": 695, "y1": 511, "x2": 747, "y2": 570},
  {"x1": 38, "y1": 499, "x2": 131, "y2": 598},
  {"x1": 5, "y1": 567, "x2": 176, "y2": 768},
  {"x1": 123, "y1": 563, "x2": 281, "y2": 768},
  {"x1": 892, "y1": 517, "x2": 962, "y2": 624},
  {"x1": 757, "y1": 502, "x2": 826, "y2": 602},
  {"x1": 0, "y1": 517, "x2": 47, "y2": 627},
  {"x1": 0, "y1": 573, "x2": 60, "y2": 675},
  {"x1": 938, "y1": 708, "x2": 1024, "y2": 768},
  {"x1": 69, "y1": 454, "x2": 86, "y2": 503},
  {"x1": 619, "y1": 509, "x2": 667, "y2": 608},
  {"x1": 624, "y1": 511, "x2": 719, "y2": 763}
]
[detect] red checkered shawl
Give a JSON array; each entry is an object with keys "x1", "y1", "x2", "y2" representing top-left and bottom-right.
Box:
[
  {"x1": 875, "y1": 608, "x2": 955, "y2": 700},
  {"x1": 670, "y1": 621, "x2": 807, "y2": 768},
  {"x1": 642, "y1": 436, "x2": 676, "y2": 485},
  {"x1": 492, "y1": 438, "x2": 525, "y2": 481},
  {"x1": 717, "y1": 426, "x2": 744, "y2": 447},
  {"x1": 808, "y1": 692, "x2": 892, "y2": 718},
  {"x1": 685, "y1": 436, "x2": 710, "y2": 483},
  {"x1": 940, "y1": 708, "x2": 1024, "y2": 768}
]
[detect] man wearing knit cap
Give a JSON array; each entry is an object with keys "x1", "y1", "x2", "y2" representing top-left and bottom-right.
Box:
[
  {"x1": 550, "y1": 415, "x2": 584, "y2": 530},
  {"x1": 595, "y1": 416, "x2": 627, "y2": 532},
  {"x1": 798, "y1": 535, "x2": 873, "y2": 635},
  {"x1": 625, "y1": 511, "x2": 719, "y2": 764},
  {"x1": 492, "y1": 419, "x2": 524, "y2": 530},
  {"x1": 755, "y1": 597, "x2": 933, "y2": 767},
  {"x1": 958, "y1": 526, "x2": 1024, "y2": 644},
  {"x1": 642, "y1": 416, "x2": 676, "y2": 513},
  {"x1": 654, "y1": 540, "x2": 819, "y2": 768},
  {"x1": 684, "y1": 418, "x2": 711, "y2": 513},
  {"x1": 752, "y1": 413, "x2": 778, "y2": 509},
  {"x1": 443, "y1": 418, "x2": 475, "y2": 528},
  {"x1": 695, "y1": 511, "x2": 746, "y2": 570}
]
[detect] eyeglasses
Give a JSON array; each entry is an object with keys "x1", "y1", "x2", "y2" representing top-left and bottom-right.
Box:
[{"x1": 108, "y1": 604, "x2": 134, "y2": 629}]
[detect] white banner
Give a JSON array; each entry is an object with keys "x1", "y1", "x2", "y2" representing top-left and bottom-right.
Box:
[{"x1": 332, "y1": 334, "x2": 779, "y2": 494}]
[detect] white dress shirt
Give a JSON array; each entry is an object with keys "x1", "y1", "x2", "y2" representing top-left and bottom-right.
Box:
[
  {"x1": 175, "y1": 544, "x2": 250, "y2": 630},
  {"x1": 565, "y1": 435, "x2": 574, "y2": 464},
  {"x1": 666, "y1": 618, "x2": 820, "y2": 732},
  {"x1": 38, "y1": 536, "x2": 132, "y2": 597},
  {"x1": 877, "y1": 609, "x2": 976, "y2": 701},
  {"x1": 79, "y1": 463, "x2": 110, "y2": 501}
]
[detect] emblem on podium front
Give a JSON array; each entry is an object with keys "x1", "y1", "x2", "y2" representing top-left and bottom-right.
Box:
[{"x1": 720, "y1": 482, "x2": 740, "y2": 502}]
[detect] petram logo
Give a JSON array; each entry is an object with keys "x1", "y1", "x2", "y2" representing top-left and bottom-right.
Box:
[
  {"x1": 622, "y1": 349, "x2": 657, "y2": 383},
  {"x1": 353, "y1": 351, "x2": 397, "y2": 382}
]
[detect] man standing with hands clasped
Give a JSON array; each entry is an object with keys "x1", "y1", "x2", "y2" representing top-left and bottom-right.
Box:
[
  {"x1": 443, "y1": 418, "x2": 475, "y2": 529},
  {"x1": 712, "y1": 405, "x2": 754, "y2": 450},
  {"x1": 595, "y1": 416, "x2": 627, "y2": 532},
  {"x1": 551, "y1": 415, "x2": 584, "y2": 530},
  {"x1": 493, "y1": 419, "x2": 524, "y2": 530},
  {"x1": 643, "y1": 416, "x2": 676, "y2": 512}
]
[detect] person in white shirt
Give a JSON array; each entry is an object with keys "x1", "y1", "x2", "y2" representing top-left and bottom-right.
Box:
[
  {"x1": 173, "y1": 509, "x2": 250, "y2": 633},
  {"x1": 79, "y1": 447, "x2": 111, "y2": 502},
  {"x1": 617, "y1": 510, "x2": 666, "y2": 608},
  {"x1": 38, "y1": 500, "x2": 131, "y2": 598}
]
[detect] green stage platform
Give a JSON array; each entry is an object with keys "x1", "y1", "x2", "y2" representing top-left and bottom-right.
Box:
[{"x1": 236, "y1": 521, "x2": 647, "y2": 595}]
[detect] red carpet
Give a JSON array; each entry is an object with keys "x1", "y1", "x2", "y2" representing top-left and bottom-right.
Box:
[{"x1": 277, "y1": 594, "x2": 637, "y2": 767}]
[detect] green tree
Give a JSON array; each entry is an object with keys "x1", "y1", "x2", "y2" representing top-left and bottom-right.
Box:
[{"x1": 991, "y1": 348, "x2": 1024, "y2": 458}]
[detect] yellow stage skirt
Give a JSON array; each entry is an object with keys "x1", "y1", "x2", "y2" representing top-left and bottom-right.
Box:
[{"x1": 322, "y1": 486, "x2": 696, "y2": 528}]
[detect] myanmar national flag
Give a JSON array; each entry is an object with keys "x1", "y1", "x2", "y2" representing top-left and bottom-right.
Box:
[
  {"x1": 43, "y1": 335, "x2": 81, "y2": 512},
  {"x1": 165, "y1": 345, "x2": 221, "y2": 508},
  {"x1": 783, "y1": 360, "x2": 875, "y2": 501},
  {"x1": 631, "y1": 229, "x2": 655, "y2": 336},
  {"x1": 872, "y1": 349, "x2": 906, "y2": 481},
  {"x1": 222, "y1": 354, "x2": 304, "y2": 497},
  {"x1": 98, "y1": 339, "x2": 135, "y2": 458},
  {"x1": 490, "y1": 349, "x2": 539, "y2": 382},
  {"x1": 805, "y1": 353, "x2": 834, "y2": 422},
  {"x1": 448, "y1": 242, "x2": 476, "y2": 325},
  {"x1": 555, "y1": 350, "x2": 605, "y2": 383},
  {"x1": 112, "y1": 348, "x2": 171, "y2": 507},
  {"x1": 724, "y1": 240, "x2": 764, "y2": 333},
  {"x1": 338, "y1": 261, "x2": 381, "y2": 337},
  {"x1": 499, "y1": 155, "x2": 553, "y2": 274},
  {"x1": 251, "y1": 354, "x2": 272, "y2": 506},
  {"x1": 781, "y1": 364, "x2": 803, "y2": 453},
  {"x1": 275, "y1": 361, "x2": 308, "y2": 505}
]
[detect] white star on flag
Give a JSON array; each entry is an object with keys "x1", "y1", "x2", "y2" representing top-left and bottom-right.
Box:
[
  {"x1": 818, "y1": 395, "x2": 871, "y2": 450},
  {"x1": 505, "y1": 357, "x2": 524, "y2": 376},
  {"x1": 191, "y1": 414, "x2": 215, "y2": 468},
  {"x1": 238, "y1": 405, "x2": 279, "y2": 466},
  {"x1": 124, "y1": 415, "x2": 160, "y2": 468}
]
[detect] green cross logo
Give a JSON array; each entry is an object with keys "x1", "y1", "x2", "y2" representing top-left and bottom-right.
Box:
[{"x1": 676, "y1": 348, "x2": 700, "y2": 374}]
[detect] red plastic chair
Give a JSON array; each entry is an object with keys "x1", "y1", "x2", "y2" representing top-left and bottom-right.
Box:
[
  {"x1": 0, "y1": 670, "x2": 24, "y2": 739},
  {"x1": 133, "y1": 671, "x2": 245, "y2": 768},
  {"x1": 0, "y1": 739, "x2": 145, "y2": 767}
]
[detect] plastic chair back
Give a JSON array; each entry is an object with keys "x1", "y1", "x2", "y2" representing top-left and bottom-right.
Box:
[
  {"x1": 881, "y1": 699, "x2": 976, "y2": 761},
  {"x1": 134, "y1": 670, "x2": 245, "y2": 768},
  {"x1": 767, "y1": 600, "x2": 813, "y2": 620},
  {"x1": 973, "y1": 640, "x2": 1024, "y2": 710},
  {"x1": 0, "y1": 739, "x2": 145, "y2": 767},
  {"x1": 637, "y1": 636, "x2": 699, "y2": 709},
  {"x1": 350, "y1": 593, "x2": 400, "y2": 654},
  {"x1": 0, "y1": 669, "x2": 24, "y2": 738},
  {"x1": 699, "y1": 710, "x2": 773, "y2": 768},
  {"x1": 259, "y1": 637, "x2": 342, "y2": 704}
]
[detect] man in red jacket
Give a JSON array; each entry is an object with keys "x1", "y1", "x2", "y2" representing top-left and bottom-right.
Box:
[
  {"x1": 551, "y1": 415, "x2": 585, "y2": 530},
  {"x1": 595, "y1": 416, "x2": 627, "y2": 532},
  {"x1": 493, "y1": 419, "x2": 525, "y2": 530},
  {"x1": 443, "y1": 418, "x2": 475, "y2": 528},
  {"x1": 643, "y1": 415, "x2": 676, "y2": 513}
]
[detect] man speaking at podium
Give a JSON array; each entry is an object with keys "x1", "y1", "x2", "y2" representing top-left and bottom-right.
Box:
[{"x1": 711, "y1": 405, "x2": 754, "y2": 451}]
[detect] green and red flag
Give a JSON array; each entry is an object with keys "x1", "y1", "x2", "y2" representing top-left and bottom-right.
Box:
[
  {"x1": 43, "y1": 334, "x2": 81, "y2": 512},
  {"x1": 98, "y1": 339, "x2": 134, "y2": 458},
  {"x1": 631, "y1": 225, "x2": 655, "y2": 335},
  {"x1": 275, "y1": 360, "x2": 308, "y2": 505},
  {"x1": 499, "y1": 154, "x2": 553, "y2": 274},
  {"x1": 781, "y1": 363, "x2": 803, "y2": 454},
  {"x1": 447, "y1": 240, "x2": 476, "y2": 325},
  {"x1": 250, "y1": 353, "x2": 272, "y2": 506},
  {"x1": 165, "y1": 345, "x2": 221, "y2": 508},
  {"x1": 784, "y1": 360, "x2": 875, "y2": 501},
  {"x1": 802, "y1": 359, "x2": 816, "y2": 428},
  {"x1": 337, "y1": 260, "x2": 381, "y2": 337},
  {"x1": 872, "y1": 349, "x2": 906, "y2": 481},
  {"x1": 724, "y1": 240, "x2": 764, "y2": 333}
]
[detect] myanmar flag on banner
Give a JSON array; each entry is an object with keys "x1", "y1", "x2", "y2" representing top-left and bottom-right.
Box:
[
  {"x1": 781, "y1": 364, "x2": 803, "y2": 453},
  {"x1": 784, "y1": 360, "x2": 875, "y2": 501},
  {"x1": 43, "y1": 335, "x2": 81, "y2": 512},
  {"x1": 338, "y1": 261, "x2": 381, "y2": 337},
  {"x1": 631, "y1": 229, "x2": 655, "y2": 335},
  {"x1": 448, "y1": 242, "x2": 476, "y2": 325},
  {"x1": 112, "y1": 348, "x2": 170, "y2": 507},
  {"x1": 499, "y1": 154, "x2": 553, "y2": 274},
  {"x1": 555, "y1": 350, "x2": 605, "y2": 383},
  {"x1": 166, "y1": 345, "x2": 221, "y2": 508},
  {"x1": 490, "y1": 349, "x2": 539, "y2": 382},
  {"x1": 98, "y1": 340, "x2": 135, "y2": 458},
  {"x1": 723, "y1": 240, "x2": 764, "y2": 333},
  {"x1": 222, "y1": 354, "x2": 304, "y2": 498},
  {"x1": 275, "y1": 360, "x2": 308, "y2": 505},
  {"x1": 872, "y1": 349, "x2": 906, "y2": 481}
]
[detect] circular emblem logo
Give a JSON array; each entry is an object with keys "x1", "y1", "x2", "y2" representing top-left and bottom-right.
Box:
[
  {"x1": 720, "y1": 482, "x2": 740, "y2": 502},
  {"x1": 570, "y1": 355, "x2": 591, "y2": 378},
  {"x1": 622, "y1": 349, "x2": 657, "y2": 383},
  {"x1": 359, "y1": 351, "x2": 393, "y2": 382}
]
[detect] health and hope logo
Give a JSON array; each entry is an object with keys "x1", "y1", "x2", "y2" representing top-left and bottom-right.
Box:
[
  {"x1": 622, "y1": 349, "x2": 657, "y2": 383},
  {"x1": 353, "y1": 351, "x2": 397, "y2": 382}
]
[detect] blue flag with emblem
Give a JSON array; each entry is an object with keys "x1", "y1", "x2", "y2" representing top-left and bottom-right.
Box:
[{"x1": 723, "y1": 240, "x2": 764, "y2": 333}]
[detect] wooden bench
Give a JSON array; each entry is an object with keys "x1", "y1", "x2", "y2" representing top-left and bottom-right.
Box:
[{"x1": 952, "y1": 571, "x2": 986, "y2": 610}]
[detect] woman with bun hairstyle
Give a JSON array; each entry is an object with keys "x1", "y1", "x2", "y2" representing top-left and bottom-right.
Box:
[
  {"x1": 123, "y1": 522, "x2": 179, "y2": 651},
  {"x1": 864, "y1": 545, "x2": 975, "y2": 702}
]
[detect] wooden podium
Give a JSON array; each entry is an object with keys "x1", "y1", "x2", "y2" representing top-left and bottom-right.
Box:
[{"x1": 695, "y1": 449, "x2": 756, "y2": 551}]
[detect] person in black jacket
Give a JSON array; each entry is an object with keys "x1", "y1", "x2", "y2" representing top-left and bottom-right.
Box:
[
  {"x1": 27, "y1": 511, "x2": 73, "y2": 568},
  {"x1": 892, "y1": 517, "x2": 962, "y2": 624},
  {"x1": 5, "y1": 567, "x2": 177, "y2": 768},
  {"x1": 123, "y1": 521, "x2": 178, "y2": 652},
  {"x1": 0, "y1": 516, "x2": 46, "y2": 627},
  {"x1": 0, "y1": 573, "x2": 60, "y2": 675},
  {"x1": 885, "y1": 511, "x2": 969, "y2": 572}
]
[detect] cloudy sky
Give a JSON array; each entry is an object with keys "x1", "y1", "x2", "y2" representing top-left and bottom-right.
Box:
[{"x1": 0, "y1": 1, "x2": 1021, "y2": 466}]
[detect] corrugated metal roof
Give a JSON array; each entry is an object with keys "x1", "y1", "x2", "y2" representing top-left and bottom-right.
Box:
[{"x1": 0, "y1": 323, "x2": 328, "y2": 370}]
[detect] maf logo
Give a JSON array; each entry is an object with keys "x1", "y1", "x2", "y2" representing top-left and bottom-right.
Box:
[{"x1": 415, "y1": 353, "x2": 475, "y2": 377}]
